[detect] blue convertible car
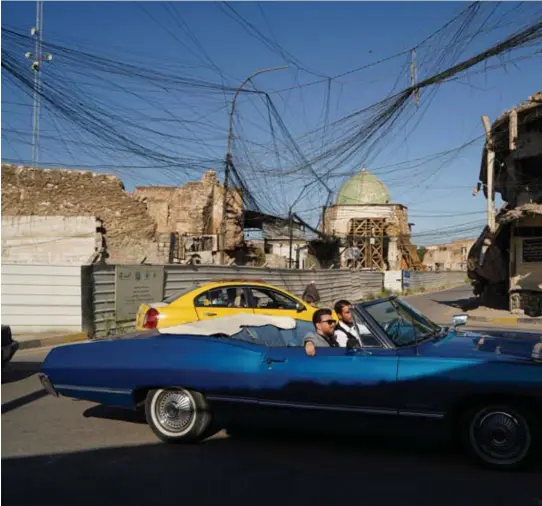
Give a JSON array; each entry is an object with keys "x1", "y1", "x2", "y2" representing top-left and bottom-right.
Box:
[{"x1": 40, "y1": 296, "x2": 542, "y2": 470}]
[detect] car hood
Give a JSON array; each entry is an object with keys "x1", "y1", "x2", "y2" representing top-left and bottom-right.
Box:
[{"x1": 421, "y1": 328, "x2": 542, "y2": 363}]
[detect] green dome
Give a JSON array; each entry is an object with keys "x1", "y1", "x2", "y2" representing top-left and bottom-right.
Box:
[{"x1": 336, "y1": 168, "x2": 391, "y2": 205}]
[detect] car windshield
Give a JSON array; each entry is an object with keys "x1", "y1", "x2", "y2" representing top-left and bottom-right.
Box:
[
  {"x1": 228, "y1": 321, "x2": 314, "y2": 347},
  {"x1": 357, "y1": 298, "x2": 441, "y2": 347}
]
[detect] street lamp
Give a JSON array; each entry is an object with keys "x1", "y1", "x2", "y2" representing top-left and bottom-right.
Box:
[{"x1": 219, "y1": 65, "x2": 288, "y2": 264}]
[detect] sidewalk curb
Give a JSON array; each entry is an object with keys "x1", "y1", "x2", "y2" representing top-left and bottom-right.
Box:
[
  {"x1": 17, "y1": 332, "x2": 89, "y2": 351},
  {"x1": 467, "y1": 315, "x2": 542, "y2": 326}
]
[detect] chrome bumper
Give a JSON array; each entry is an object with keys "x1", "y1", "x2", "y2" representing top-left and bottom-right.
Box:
[{"x1": 38, "y1": 373, "x2": 59, "y2": 397}]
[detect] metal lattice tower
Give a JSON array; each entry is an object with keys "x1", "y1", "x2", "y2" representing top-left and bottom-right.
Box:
[{"x1": 25, "y1": 1, "x2": 52, "y2": 167}]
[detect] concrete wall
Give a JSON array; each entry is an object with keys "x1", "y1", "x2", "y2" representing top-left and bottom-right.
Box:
[
  {"x1": 268, "y1": 241, "x2": 308, "y2": 268},
  {"x1": 403, "y1": 271, "x2": 467, "y2": 291},
  {"x1": 384, "y1": 270, "x2": 403, "y2": 292},
  {"x1": 1, "y1": 264, "x2": 83, "y2": 334},
  {"x1": 1, "y1": 216, "x2": 98, "y2": 265}
]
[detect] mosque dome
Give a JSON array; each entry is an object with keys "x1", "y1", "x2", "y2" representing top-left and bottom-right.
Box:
[{"x1": 336, "y1": 168, "x2": 391, "y2": 205}]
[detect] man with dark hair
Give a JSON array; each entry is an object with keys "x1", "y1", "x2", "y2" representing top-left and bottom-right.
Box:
[
  {"x1": 334, "y1": 299, "x2": 367, "y2": 348},
  {"x1": 304, "y1": 308, "x2": 338, "y2": 356}
]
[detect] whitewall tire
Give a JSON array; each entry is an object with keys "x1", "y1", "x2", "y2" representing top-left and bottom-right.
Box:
[{"x1": 145, "y1": 388, "x2": 211, "y2": 443}]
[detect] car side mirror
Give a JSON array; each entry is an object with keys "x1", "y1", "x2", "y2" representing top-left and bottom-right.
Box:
[
  {"x1": 452, "y1": 314, "x2": 468, "y2": 328},
  {"x1": 296, "y1": 302, "x2": 306, "y2": 313}
]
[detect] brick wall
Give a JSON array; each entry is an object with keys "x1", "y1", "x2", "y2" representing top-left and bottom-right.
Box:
[{"x1": 1, "y1": 164, "x2": 164, "y2": 263}]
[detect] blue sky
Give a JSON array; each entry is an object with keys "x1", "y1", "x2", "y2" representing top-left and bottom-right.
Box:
[{"x1": 2, "y1": 1, "x2": 542, "y2": 245}]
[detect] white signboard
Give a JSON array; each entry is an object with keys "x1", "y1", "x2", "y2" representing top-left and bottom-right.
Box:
[{"x1": 115, "y1": 265, "x2": 165, "y2": 322}]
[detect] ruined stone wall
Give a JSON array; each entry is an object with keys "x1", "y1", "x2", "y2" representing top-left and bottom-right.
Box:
[
  {"x1": 133, "y1": 170, "x2": 244, "y2": 250},
  {"x1": 385, "y1": 206, "x2": 410, "y2": 237},
  {"x1": 1, "y1": 164, "x2": 164, "y2": 263}
]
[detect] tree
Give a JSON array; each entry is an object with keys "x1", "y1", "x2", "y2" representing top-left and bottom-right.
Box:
[{"x1": 417, "y1": 246, "x2": 427, "y2": 261}]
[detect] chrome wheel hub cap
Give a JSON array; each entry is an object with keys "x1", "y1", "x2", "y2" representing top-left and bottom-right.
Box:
[
  {"x1": 155, "y1": 390, "x2": 194, "y2": 433},
  {"x1": 473, "y1": 411, "x2": 529, "y2": 464}
]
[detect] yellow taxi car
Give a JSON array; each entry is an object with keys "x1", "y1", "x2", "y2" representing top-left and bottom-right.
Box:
[{"x1": 135, "y1": 280, "x2": 321, "y2": 330}]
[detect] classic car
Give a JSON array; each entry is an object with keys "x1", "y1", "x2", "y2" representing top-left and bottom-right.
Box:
[
  {"x1": 40, "y1": 296, "x2": 542, "y2": 470},
  {"x1": 135, "y1": 280, "x2": 321, "y2": 330},
  {"x1": 2, "y1": 324, "x2": 19, "y2": 368}
]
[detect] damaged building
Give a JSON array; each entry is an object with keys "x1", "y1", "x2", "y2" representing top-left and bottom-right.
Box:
[
  {"x1": 322, "y1": 168, "x2": 422, "y2": 270},
  {"x1": 133, "y1": 169, "x2": 244, "y2": 264},
  {"x1": 468, "y1": 91, "x2": 542, "y2": 314},
  {"x1": 1, "y1": 164, "x2": 245, "y2": 265}
]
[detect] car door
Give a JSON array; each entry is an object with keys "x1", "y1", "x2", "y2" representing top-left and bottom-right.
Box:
[
  {"x1": 259, "y1": 345, "x2": 399, "y2": 420},
  {"x1": 194, "y1": 286, "x2": 254, "y2": 321},
  {"x1": 246, "y1": 286, "x2": 301, "y2": 319}
]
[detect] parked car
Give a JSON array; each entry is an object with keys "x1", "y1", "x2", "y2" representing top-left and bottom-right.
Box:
[
  {"x1": 135, "y1": 280, "x2": 321, "y2": 330},
  {"x1": 2, "y1": 324, "x2": 19, "y2": 368},
  {"x1": 41, "y1": 297, "x2": 542, "y2": 470}
]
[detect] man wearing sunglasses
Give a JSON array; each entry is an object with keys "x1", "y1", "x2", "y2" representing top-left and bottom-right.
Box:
[{"x1": 304, "y1": 308, "x2": 339, "y2": 357}]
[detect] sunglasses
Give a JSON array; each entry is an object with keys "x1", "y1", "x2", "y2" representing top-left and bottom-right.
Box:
[{"x1": 320, "y1": 319, "x2": 337, "y2": 325}]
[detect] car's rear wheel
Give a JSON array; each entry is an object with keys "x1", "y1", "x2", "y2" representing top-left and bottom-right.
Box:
[
  {"x1": 145, "y1": 388, "x2": 211, "y2": 443},
  {"x1": 460, "y1": 402, "x2": 538, "y2": 470}
]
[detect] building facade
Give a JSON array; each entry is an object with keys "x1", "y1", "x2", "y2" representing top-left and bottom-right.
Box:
[
  {"x1": 423, "y1": 238, "x2": 475, "y2": 271},
  {"x1": 322, "y1": 168, "x2": 422, "y2": 270},
  {"x1": 468, "y1": 91, "x2": 542, "y2": 314}
]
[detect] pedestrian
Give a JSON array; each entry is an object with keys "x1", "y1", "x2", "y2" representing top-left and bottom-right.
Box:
[
  {"x1": 304, "y1": 308, "x2": 339, "y2": 356},
  {"x1": 302, "y1": 280, "x2": 321, "y2": 306}
]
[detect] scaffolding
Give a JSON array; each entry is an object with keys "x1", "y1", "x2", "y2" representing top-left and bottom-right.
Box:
[{"x1": 347, "y1": 218, "x2": 386, "y2": 269}]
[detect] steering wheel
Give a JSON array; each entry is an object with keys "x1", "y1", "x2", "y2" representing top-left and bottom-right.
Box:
[{"x1": 383, "y1": 318, "x2": 401, "y2": 338}]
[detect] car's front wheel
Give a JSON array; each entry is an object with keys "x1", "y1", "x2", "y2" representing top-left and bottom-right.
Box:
[
  {"x1": 460, "y1": 402, "x2": 539, "y2": 470},
  {"x1": 145, "y1": 388, "x2": 211, "y2": 443}
]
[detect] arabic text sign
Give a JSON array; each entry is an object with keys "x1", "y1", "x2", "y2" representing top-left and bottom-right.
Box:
[{"x1": 115, "y1": 266, "x2": 165, "y2": 322}]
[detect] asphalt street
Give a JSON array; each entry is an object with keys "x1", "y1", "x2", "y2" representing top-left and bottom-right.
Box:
[{"x1": 2, "y1": 289, "x2": 541, "y2": 506}]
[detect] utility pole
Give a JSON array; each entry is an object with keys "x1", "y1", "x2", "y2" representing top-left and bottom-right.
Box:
[
  {"x1": 482, "y1": 115, "x2": 496, "y2": 233},
  {"x1": 288, "y1": 210, "x2": 294, "y2": 269},
  {"x1": 25, "y1": 0, "x2": 52, "y2": 167},
  {"x1": 220, "y1": 65, "x2": 288, "y2": 264}
]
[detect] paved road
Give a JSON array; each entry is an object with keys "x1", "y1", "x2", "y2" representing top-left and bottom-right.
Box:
[
  {"x1": 405, "y1": 285, "x2": 542, "y2": 331},
  {"x1": 403, "y1": 284, "x2": 476, "y2": 325},
  {"x1": 2, "y1": 294, "x2": 542, "y2": 506}
]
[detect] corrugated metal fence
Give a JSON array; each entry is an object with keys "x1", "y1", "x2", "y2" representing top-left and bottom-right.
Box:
[
  {"x1": 403, "y1": 270, "x2": 467, "y2": 291},
  {"x1": 84, "y1": 264, "x2": 384, "y2": 337},
  {"x1": 2, "y1": 263, "x2": 83, "y2": 334}
]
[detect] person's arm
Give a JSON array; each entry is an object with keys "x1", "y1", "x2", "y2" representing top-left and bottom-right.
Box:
[{"x1": 304, "y1": 340, "x2": 316, "y2": 357}]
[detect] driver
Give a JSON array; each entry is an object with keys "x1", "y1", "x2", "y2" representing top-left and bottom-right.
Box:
[{"x1": 304, "y1": 308, "x2": 339, "y2": 356}]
